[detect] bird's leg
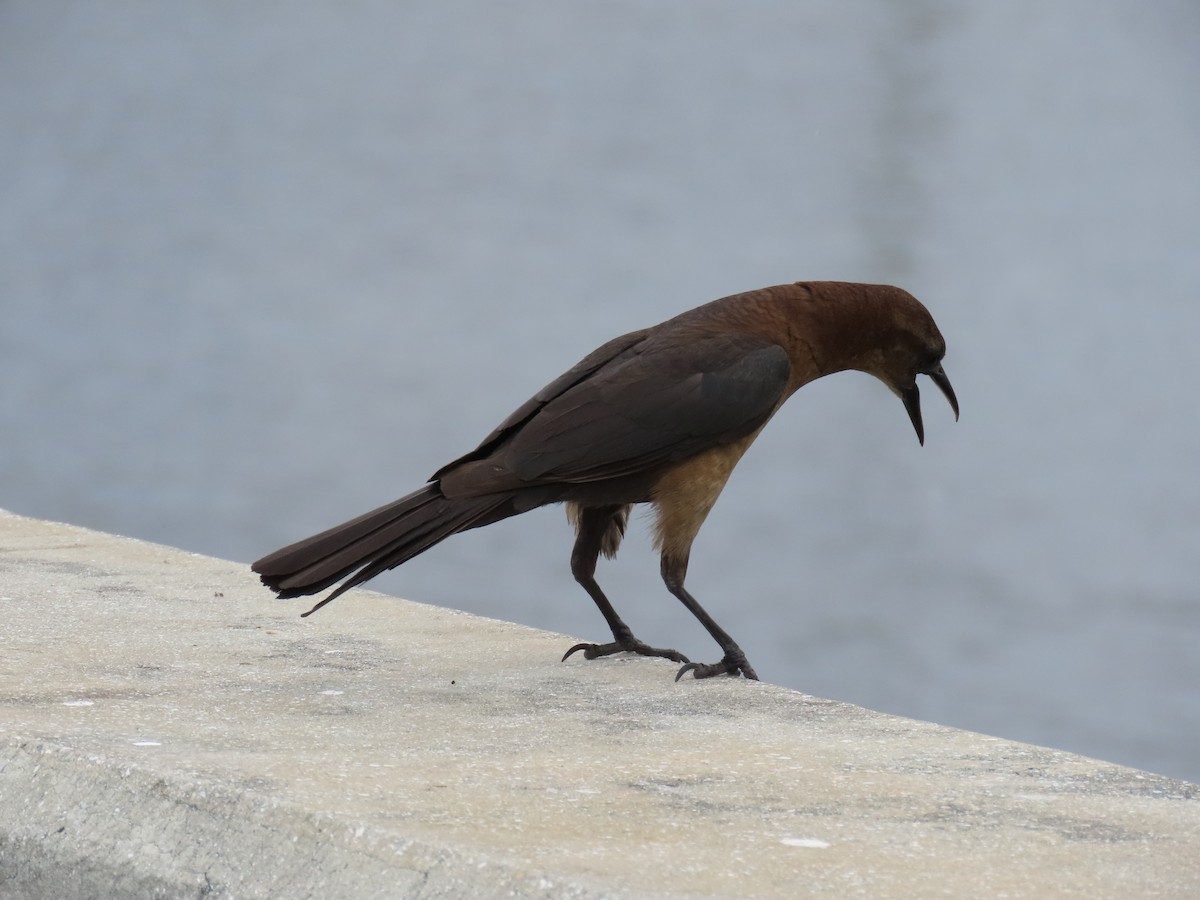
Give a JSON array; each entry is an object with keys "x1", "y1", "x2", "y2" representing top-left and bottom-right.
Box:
[
  {"x1": 660, "y1": 553, "x2": 758, "y2": 681},
  {"x1": 562, "y1": 506, "x2": 689, "y2": 666}
]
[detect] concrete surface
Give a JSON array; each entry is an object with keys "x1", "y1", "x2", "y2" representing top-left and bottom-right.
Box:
[{"x1": 1, "y1": 509, "x2": 1197, "y2": 899}]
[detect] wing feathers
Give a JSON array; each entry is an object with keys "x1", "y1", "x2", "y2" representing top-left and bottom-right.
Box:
[
  {"x1": 441, "y1": 335, "x2": 791, "y2": 492},
  {"x1": 431, "y1": 328, "x2": 650, "y2": 479}
]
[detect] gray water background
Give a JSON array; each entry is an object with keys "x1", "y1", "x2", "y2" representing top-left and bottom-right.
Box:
[{"x1": 3, "y1": 3, "x2": 1198, "y2": 783}]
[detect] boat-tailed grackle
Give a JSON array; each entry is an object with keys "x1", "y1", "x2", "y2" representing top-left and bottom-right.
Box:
[{"x1": 252, "y1": 281, "x2": 958, "y2": 681}]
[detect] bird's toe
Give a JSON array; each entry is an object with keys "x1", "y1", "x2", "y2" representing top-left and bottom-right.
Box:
[
  {"x1": 674, "y1": 654, "x2": 758, "y2": 681},
  {"x1": 562, "y1": 638, "x2": 689, "y2": 665}
]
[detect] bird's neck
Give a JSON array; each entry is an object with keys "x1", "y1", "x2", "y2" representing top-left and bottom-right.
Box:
[{"x1": 752, "y1": 284, "x2": 897, "y2": 390}]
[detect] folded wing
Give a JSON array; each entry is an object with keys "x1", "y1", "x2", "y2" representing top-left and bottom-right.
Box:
[{"x1": 438, "y1": 332, "x2": 791, "y2": 495}]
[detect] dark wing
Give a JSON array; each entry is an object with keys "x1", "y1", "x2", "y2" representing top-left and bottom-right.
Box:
[
  {"x1": 440, "y1": 332, "x2": 791, "y2": 492},
  {"x1": 431, "y1": 328, "x2": 650, "y2": 480}
]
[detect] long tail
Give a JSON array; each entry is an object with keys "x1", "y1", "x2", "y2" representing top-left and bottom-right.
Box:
[{"x1": 252, "y1": 484, "x2": 513, "y2": 616}]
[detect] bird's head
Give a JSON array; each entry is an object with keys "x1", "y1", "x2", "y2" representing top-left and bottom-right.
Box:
[
  {"x1": 872, "y1": 291, "x2": 959, "y2": 446},
  {"x1": 823, "y1": 284, "x2": 959, "y2": 445}
]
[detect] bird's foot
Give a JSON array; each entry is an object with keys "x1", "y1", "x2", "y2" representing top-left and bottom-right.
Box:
[
  {"x1": 675, "y1": 652, "x2": 758, "y2": 682},
  {"x1": 562, "y1": 638, "x2": 689, "y2": 665}
]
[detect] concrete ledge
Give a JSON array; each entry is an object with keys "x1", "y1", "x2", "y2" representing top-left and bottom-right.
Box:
[{"x1": 2, "y1": 509, "x2": 1198, "y2": 898}]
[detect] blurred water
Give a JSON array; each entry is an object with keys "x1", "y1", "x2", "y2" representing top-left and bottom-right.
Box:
[{"x1": 3, "y1": 2, "x2": 1198, "y2": 782}]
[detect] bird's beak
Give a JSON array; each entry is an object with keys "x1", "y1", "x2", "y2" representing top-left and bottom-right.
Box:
[
  {"x1": 901, "y1": 383, "x2": 925, "y2": 446},
  {"x1": 900, "y1": 365, "x2": 959, "y2": 447},
  {"x1": 926, "y1": 364, "x2": 955, "y2": 422},
  {"x1": 929, "y1": 364, "x2": 960, "y2": 422}
]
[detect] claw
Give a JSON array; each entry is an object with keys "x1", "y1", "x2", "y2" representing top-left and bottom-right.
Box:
[
  {"x1": 561, "y1": 639, "x2": 689, "y2": 665},
  {"x1": 561, "y1": 643, "x2": 593, "y2": 662},
  {"x1": 674, "y1": 655, "x2": 759, "y2": 681},
  {"x1": 674, "y1": 662, "x2": 700, "y2": 682}
]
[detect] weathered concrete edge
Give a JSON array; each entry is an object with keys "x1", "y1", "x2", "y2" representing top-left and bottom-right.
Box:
[
  {"x1": 0, "y1": 509, "x2": 621, "y2": 900},
  {"x1": 3, "y1": 509, "x2": 1198, "y2": 899},
  {"x1": 1, "y1": 738, "x2": 606, "y2": 900}
]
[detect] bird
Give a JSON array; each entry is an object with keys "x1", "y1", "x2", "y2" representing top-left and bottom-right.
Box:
[{"x1": 252, "y1": 281, "x2": 958, "y2": 681}]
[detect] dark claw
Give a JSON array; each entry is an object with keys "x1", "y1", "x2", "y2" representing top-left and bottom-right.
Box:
[
  {"x1": 674, "y1": 662, "x2": 700, "y2": 681},
  {"x1": 562, "y1": 639, "x2": 689, "y2": 665},
  {"x1": 674, "y1": 655, "x2": 759, "y2": 681},
  {"x1": 562, "y1": 642, "x2": 596, "y2": 661}
]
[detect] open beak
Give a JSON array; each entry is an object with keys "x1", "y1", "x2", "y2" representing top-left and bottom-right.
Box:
[
  {"x1": 901, "y1": 384, "x2": 925, "y2": 446},
  {"x1": 900, "y1": 365, "x2": 959, "y2": 446},
  {"x1": 929, "y1": 364, "x2": 960, "y2": 422}
]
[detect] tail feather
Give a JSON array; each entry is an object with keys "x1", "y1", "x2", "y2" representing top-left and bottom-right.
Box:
[{"x1": 252, "y1": 484, "x2": 512, "y2": 612}]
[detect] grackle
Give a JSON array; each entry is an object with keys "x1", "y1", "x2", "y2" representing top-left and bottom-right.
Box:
[{"x1": 253, "y1": 282, "x2": 958, "y2": 681}]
